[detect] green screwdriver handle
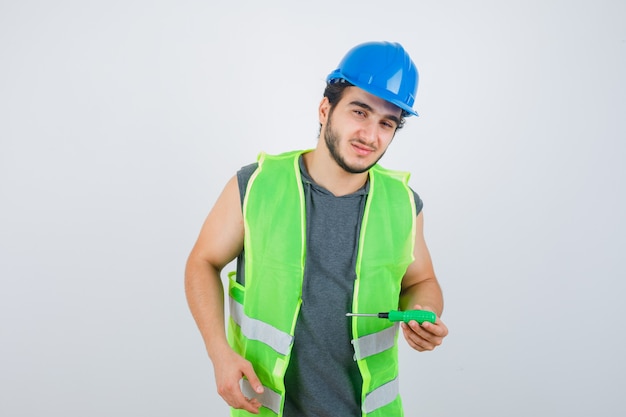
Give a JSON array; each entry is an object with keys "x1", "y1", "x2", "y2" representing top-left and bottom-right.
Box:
[{"x1": 387, "y1": 309, "x2": 436, "y2": 324}]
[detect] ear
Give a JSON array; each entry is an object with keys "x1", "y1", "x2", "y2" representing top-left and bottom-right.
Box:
[{"x1": 318, "y1": 97, "x2": 330, "y2": 125}]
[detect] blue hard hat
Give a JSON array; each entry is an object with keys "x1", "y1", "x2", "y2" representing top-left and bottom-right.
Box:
[{"x1": 326, "y1": 41, "x2": 419, "y2": 116}]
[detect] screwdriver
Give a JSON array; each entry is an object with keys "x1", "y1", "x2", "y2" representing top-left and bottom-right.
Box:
[{"x1": 346, "y1": 309, "x2": 436, "y2": 324}]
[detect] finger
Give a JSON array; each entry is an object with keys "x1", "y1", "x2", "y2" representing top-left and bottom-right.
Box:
[
  {"x1": 415, "y1": 321, "x2": 446, "y2": 348},
  {"x1": 241, "y1": 397, "x2": 263, "y2": 414},
  {"x1": 424, "y1": 319, "x2": 448, "y2": 338},
  {"x1": 401, "y1": 321, "x2": 443, "y2": 351},
  {"x1": 216, "y1": 369, "x2": 263, "y2": 413},
  {"x1": 401, "y1": 322, "x2": 434, "y2": 351},
  {"x1": 223, "y1": 389, "x2": 262, "y2": 414},
  {"x1": 409, "y1": 304, "x2": 448, "y2": 338},
  {"x1": 241, "y1": 362, "x2": 264, "y2": 395},
  {"x1": 217, "y1": 382, "x2": 250, "y2": 411}
]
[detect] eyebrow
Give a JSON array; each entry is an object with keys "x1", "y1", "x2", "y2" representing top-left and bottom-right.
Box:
[{"x1": 348, "y1": 100, "x2": 401, "y2": 126}]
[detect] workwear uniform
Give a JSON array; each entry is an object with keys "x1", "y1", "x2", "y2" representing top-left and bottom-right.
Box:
[{"x1": 228, "y1": 150, "x2": 417, "y2": 416}]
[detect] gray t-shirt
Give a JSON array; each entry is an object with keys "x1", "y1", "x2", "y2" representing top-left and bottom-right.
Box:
[{"x1": 236, "y1": 156, "x2": 423, "y2": 417}]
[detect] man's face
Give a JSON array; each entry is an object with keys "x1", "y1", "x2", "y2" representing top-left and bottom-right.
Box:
[{"x1": 321, "y1": 87, "x2": 402, "y2": 174}]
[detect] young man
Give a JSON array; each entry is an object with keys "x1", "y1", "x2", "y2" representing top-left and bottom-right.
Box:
[{"x1": 185, "y1": 41, "x2": 448, "y2": 417}]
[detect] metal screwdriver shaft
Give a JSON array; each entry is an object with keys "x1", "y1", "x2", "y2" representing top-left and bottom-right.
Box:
[{"x1": 346, "y1": 309, "x2": 436, "y2": 324}]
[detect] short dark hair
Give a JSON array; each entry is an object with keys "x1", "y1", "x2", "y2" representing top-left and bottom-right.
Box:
[{"x1": 323, "y1": 79, "x2": 353, "y2": 107}]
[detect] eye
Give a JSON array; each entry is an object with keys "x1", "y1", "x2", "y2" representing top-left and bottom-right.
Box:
[
  {"x1": 353, "y1": 109, "x2": 366, "y2": 118},
  {"x1": 381, "y1": 120, "x2": 395, "y2": 129}
]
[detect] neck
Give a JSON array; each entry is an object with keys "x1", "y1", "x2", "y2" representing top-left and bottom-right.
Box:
[{"x1": 302, "y1": 150, "x2": 369, "y2": 196}]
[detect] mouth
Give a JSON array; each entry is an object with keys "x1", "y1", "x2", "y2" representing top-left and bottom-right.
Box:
[{"x1": 351, "y1": 141, "x2": 375, "y2": 156}]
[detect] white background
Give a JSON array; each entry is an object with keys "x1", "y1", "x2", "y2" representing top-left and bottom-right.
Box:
[{"x1": 1, "y1": 1, "x2": 625, "y2": 416}]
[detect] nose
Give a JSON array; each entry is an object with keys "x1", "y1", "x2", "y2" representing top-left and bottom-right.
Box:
[{"x1": 358, "y1": 119, "x2": 378, "y2": 145}]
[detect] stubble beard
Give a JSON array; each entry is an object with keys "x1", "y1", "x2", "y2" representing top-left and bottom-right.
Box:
[{"x1": 324, "y1": 115, "x2": 385, "y2": 174}]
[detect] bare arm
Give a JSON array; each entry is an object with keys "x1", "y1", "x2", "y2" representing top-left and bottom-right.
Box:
[
  {"x1": 399, "y1": 211, "x2": 448, "y2": 351},
  {"x1": 184, "y1": 175, "x2": 264, "y2": 413}
]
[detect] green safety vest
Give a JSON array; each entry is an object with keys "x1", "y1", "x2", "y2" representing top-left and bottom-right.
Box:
[{"x1": 227, "y1": 150, "x2": 416, "y2": 417}]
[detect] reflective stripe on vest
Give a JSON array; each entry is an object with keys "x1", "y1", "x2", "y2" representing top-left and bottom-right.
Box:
[
  {"x1": 363, "y1": 377, "x2": 400, "y2": 414},
  {"x1": 351, "y1": 323, "x2": 398, "y2": 361},
  {"x1": 241, "y1": 378, "x2": 282, "y2": 415},
  {"x1": 229, "y1": 297, "x2": 293, "y2": 356}
]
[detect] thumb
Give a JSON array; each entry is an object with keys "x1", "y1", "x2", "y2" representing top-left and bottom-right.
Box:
[{"x1": 242, "y1": 362, "x2": 264, "y2": 394}]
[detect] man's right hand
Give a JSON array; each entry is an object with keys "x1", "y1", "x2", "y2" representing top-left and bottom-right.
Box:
[{"x1": 212, "y1": 346, "x2": 265, "y2": 414}]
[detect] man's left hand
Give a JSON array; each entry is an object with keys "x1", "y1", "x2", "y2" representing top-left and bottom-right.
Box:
[{"x1": 400, "y1": 304, "x2": 448, "y2": 352}]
